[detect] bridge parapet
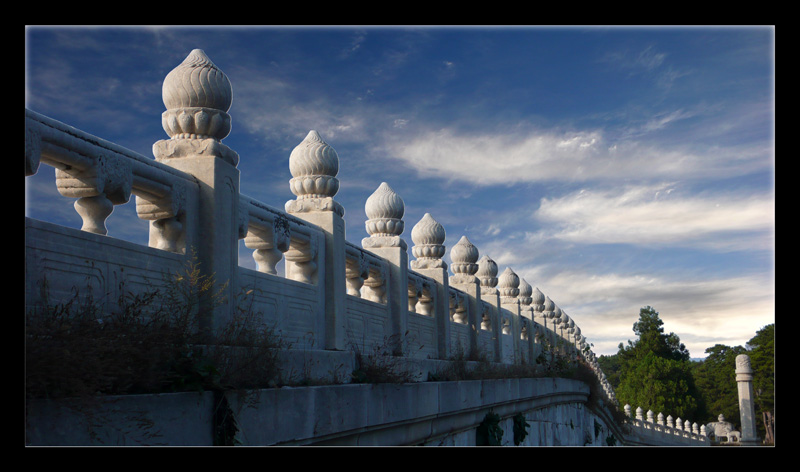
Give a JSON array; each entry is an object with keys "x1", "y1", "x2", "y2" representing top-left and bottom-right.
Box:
[{"x1": 25, "y1": 48, "x2": 705, "y2": 446}]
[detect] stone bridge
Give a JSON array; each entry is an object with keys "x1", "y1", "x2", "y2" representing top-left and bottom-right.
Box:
[{"x1": 24, "y1": 49, "x2": 708, "y2": 446}]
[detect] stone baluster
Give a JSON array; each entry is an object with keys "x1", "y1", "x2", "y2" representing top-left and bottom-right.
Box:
[
  {"x1": 408, "y1": 277, "x2": 421, "y2": 313},
  {"x1": 657, "y1": 412, "x2": 665, "y2": 426},
  {"x1": 362, "y1": 265, "x2": 387, "y2": 304},
  {"x1": 151, "y1": 49, "x2": 240, "y2": 335},
  {"x1": 243, "y1": 215, "x2": 291, "y2": 275},
  {"x1": 647, "y1": 410, "x2": 654, "y2": 423},
  {"x1": 692, "y1": 422, "x2": 699, "y2": 435},
  {"x1": 284, "y1": 235, "x2": 318, "y2": 284},
  {"x1": 345, "y1": 250, "x2": 369, "y2": 297},
  {"x1": 636, "y1": 406, "x2": 644, "y2": 421},
  {"x1": 416, "y1": 284, "x2": 434, "y2": 316},
  {"x1": 56, "y1": 154, "x2": 132, "y2": 236},
  {"x1": 410, "y1": 213, "x2": 449, "y2": 359},
  {"x1": 136, "y1": 181, "x2": 187, "y2": 253},
  {"x1": 667, "y1": 415, "x2": 674, "y2": 429},
  {"x1": 624, "y1": 404, "x2": 632, "y2": 417}
]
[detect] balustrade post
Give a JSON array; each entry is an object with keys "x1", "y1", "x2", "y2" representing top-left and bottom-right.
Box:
[
  {"x1": 285, "y1": 129, "x2": 346, "y2": 350},
  {"x1": 477, "y1": 255, "x2": 502, "y2": 362},
  {"x1": 530, "y1": 287, "x2": 545, "y2": 361},
  {"x1": 362, "y1": 182, "x2": 409, "y2": 355},
  {"x1": 542, "y1": 296, "x2": 557, "y2": 363},
  {"x1": 150, "y1": 49, "x2": 240, "y2": 336},
  {"x1": 410, "y1": 213, "x2": 450, "y2": 359},
  {"x1": 449, "y1": 236, "x2": 481, "y2": 357},
  {"x1": 498, "y1": 267, "x2": 521, "y2": 363},
  {"x1": 518, "y1": 278, "x2": 535, "y2": 363}
]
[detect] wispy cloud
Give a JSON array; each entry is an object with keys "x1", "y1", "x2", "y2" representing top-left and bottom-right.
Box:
[
  {"x1": 532, "y1": 183, "x2": 774, "y2": 252},
  {"x1": 381, "y1": 123, "x2": 770, "y2": 186}
]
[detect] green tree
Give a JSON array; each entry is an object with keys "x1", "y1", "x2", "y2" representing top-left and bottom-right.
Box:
[
  {"x1": 691, "y1": 343, "x2": 745, "y2": 428},
  {"x1": 615, "y1": 306, "x2": 700, "y2": 420},
  {"x1": 747, "y1": 324, "x2": 774, "y2": 444}
]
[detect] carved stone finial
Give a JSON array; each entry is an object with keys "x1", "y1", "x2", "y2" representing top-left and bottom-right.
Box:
[
  {"x1": 543, "y1": 295, "x2": 555, "y2": 318},
  {"x1": 365, "y1": 182, "x2": 404, "y2": 235},
  {"x1": 519, "y1": 278, "x2": 533, "y2": 307},
  {"x1": 363, "y1": 182, "x2": 406, "y2": 249},
  {"x1": 410, "y1": 213, "x2": 446, "y2": 270},
  {"x1": 161, "y1": 49, "x2": 232, "y2": 141},
  {"x1": 449, "y1": 236, "x2": 479, "y2": 284},
  {"x1": 476, "y1": 255, "x2": 498, "y2": 295},
  {"x1": 285, "y1": 130, "x2": 343, "y2": 216},
  {"x1": 498, "y1": 267, "x2": 520, "y2": 303}
]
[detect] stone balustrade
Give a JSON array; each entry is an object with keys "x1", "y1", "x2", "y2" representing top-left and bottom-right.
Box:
[
  {"x1": 623, "y1": 404, "x2": 708, "y2": 445},
  {"x1": 25, "y1": 48, "x2": 706, "y2": 446}
]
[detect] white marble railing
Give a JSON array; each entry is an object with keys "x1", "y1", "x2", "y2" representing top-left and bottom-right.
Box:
[
  {"x1": 23, "y1": 47, "x2": 609, "y2": 399},
  {"x1": 24, "y1": 48, "x2": 706, "y2": 445},
  {"x1": 624, "y1": 405, "x2": 708, "y2": 444}
]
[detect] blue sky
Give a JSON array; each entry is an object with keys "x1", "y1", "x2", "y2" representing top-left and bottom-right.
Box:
[{"x1": 24, "y1": 25, "x2": 775, "y2": 358}]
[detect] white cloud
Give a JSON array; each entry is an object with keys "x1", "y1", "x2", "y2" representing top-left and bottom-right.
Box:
[
  {"x1": 533, "y1": 184, "x2": 774, "y2": 252},
  {"x1": 382, "y1": 122, "x2": 771, "y2": 186},
  {"x1": 512, "y1": 264, "x2": 774, "y2": 357}
]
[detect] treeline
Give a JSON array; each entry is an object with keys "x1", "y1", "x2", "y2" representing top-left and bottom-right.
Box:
[{"x1": 597, "y1": 306, "x2": 774, "y2": 444}]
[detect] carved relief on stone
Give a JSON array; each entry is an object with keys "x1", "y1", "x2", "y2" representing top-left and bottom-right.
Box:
[{"x1": 735, "y1": 354, "x2": 752, "y2": 372}]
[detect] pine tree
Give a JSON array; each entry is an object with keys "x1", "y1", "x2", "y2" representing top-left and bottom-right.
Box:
[
  {"x1": 615, "y1": 306, "x2": 700, "y2": 419},
  {"x1": 747, "y1": 324, "x2": 774, "y2": 444}
]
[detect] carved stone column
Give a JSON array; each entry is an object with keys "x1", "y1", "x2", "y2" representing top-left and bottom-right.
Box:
[
  {"x1": 285, "y1": 130, "x2": 346, "y2": 350},
  {"x1": 518, "y1": 278, "x2": 535, "y2": 362},
  {"x1": 362, "y1": 182, "x2": 408, "y2": 355},
  {"x1": 150, "y1": 49, "x2": 240, "y2": 336},
  {"x1": 476, "y1": 255, "x2": 501, "y2": 362},
  {"x1": 449, "y1": 235, "x2": 481, "y2": 356},
  {"x1": 410, "y1": 213, "x2": 449, "y2": 359},
  {"x1": 735, "y1": 354, "x2": 761, "y2": 445}
]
